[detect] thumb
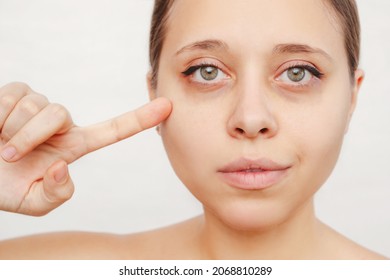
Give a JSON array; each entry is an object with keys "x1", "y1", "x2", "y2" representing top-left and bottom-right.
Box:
[
  {"x1": 43, "y1": 160, "x2": 74, "y2": 204},
  {"x1": 19, "y1": 160, "x2": 75, "y2": 216}
]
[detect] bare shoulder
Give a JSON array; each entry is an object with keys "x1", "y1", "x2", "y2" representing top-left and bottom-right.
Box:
[
  {"x1": 317, "y1": 222, "x2": 388, "y2": 260},
  {"x1": 0, "y1": 217, "x2": 203, "y2": 260},
  {"x1": 0, "y1": 231, "x2": 130, "y2": 259}
]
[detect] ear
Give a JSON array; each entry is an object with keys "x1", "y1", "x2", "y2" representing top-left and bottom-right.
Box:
[
  {"x1": 146, "y1": 71, "x2": 157, "y2": 101},
  {"x1": 345, "y1": 69, "x2": 364, "y2": 134}
]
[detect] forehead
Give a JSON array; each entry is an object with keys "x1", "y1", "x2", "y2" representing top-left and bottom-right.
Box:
[{"x1": 163, "y1": 0, "x2": 344, "y2": 60}]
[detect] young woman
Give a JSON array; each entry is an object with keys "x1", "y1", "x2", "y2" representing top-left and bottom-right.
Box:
[{"x1": 0, "y1": 0, "x2": 387, "y2": 259}]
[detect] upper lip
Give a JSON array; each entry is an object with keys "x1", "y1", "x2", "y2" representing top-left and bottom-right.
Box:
[{"x1": 218, "y1": 157, "x2": 291, "y2": 173}]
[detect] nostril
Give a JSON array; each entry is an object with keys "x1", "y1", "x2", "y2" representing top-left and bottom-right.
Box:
[
  {"x1": 235, "y1": 128, "x2": 245, "y2": 134},
  {"x1": 259, "y1": 128, "x2": 269, "y2": 134},
  {"x1": 235, "y1": 127, "x2": 269, "y2": 135}
]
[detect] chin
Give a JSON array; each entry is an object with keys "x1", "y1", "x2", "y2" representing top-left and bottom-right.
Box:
[{"x1": 207, "y1": 199, "x2": 293, "y2": 232}]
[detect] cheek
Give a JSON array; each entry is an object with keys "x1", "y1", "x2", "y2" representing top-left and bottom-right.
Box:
[
  {"x1": 286, "y1": 87, "x2": 353, "y2": 189},
  {"x1": 157, "y1": 70, "x2": 225, "y2": 169},
  {"x1": 159, "y1": 94, "x2": 224, "y2": 191},
  {"x1": 161, "y1": 109, "x2": 209, "y2": 162}
]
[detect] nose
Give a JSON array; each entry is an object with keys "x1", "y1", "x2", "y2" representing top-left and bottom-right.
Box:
[{"x1": 227, "y1": 80, "x2": 278, "y2": 140}]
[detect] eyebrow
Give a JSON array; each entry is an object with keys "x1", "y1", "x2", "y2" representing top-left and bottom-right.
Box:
[
  {"x1": 272, "y1": 43, "x2": 332, "y2": 61},
  {"x1": 175, "y1": 40, "x2": 332, "y2": 61},
  {"x1": 175, "y1": 39, "x2": 229, "y2": 56}
]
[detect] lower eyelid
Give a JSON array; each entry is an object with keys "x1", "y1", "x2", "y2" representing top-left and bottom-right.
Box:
[{"x1": 187, "y1": 75, "x2": 231, "y2": 90}]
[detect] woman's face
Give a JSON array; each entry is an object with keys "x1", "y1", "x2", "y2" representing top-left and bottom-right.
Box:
[{"x1": 150, "y1": 0, "x2": 363, "y2": 230}]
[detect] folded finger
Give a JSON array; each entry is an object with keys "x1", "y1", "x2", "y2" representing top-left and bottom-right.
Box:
[
  {"x1": 1, "y1": 103, "x2": 73, "y2": 162},
  {"x1": 1, "y1": 93, "x2": 49, "y2": 141},
  {"x1": 17, "y1": 160, "x2": 74, "y2": 216},
  {"x1": 0, "y1": 82, "x2": 31, "y2": 131}
]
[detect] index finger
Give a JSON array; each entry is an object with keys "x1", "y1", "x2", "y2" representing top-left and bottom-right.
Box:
[{"x1": 81, "y1": 97, "x2": 172, "y2": 154}]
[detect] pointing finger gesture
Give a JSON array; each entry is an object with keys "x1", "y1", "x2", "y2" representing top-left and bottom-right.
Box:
[{"x1": 0, "y1": 82, "x2": 172, "y2": 215}]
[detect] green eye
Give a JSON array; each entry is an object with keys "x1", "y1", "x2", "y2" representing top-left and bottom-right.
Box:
[
  {"x1": 181, "y1": 63, "x2": 229, "y2": 85},
  {"x1": 200, "y1": 66, "x2": 219, "y2": 81},
  {"x1": 287, "y1": 67, "x2": 306, "y2": 82}
]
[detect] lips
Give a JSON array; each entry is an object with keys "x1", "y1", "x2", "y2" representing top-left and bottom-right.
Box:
[{"x1": 217, "y1": 158, "x2": 291, "y2": 190}]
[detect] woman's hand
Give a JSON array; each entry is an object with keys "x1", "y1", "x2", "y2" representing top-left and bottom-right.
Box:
[{"x1": 0, "y1": 82, "x2": 172, "y2": 216}]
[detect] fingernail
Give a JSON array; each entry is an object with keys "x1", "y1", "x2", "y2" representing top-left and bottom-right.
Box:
[
  {"x1": 54, "y1": 163, "x2": 68, "y2": 184},
  {"x1": 1, "y1": 146, "x2": 17, "y2": 161}
]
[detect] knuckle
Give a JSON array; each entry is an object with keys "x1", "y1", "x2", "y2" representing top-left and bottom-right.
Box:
[
  {"x1": 0, "y1": 94, "x2": 17, "y2": 110},
  {"x1": 49, "y1": 103, "x2": 69, "y2": 121},
  {"x1": 133, "y1": 110, "x2": 144, "y2": 131},
  {"x1": 54, "y1": 184, "x2": 75, "y2": 202},
  {"x1": 109, "y1": 118, "x2": 123, "y2": 142},
  {"x1": 14, "y1": 129, "x2": 34, "y2": 150},
  {"x1": 19, "y1": 99, "x2": 41, "y2": 116},
  {"x1": 41, "y1": 182, "x2": 74, "y2": 207},
  {"x1": 1, "y1": 131, "x2": 12, "y2": 142},
  {"x1": 0, "y1": 82, "x2": 34, "y2": 110},
  {"x1": 62, "y1": 186, "x2": 74, "y2": 201},
  {"x1": 4, "y1": 81, "x2": 31, "y2": 93},
  {"x1": 34, "y1": 93, "x2": 49, "y2": 104}
]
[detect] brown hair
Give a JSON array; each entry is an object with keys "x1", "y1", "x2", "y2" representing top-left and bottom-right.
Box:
[
  {"x1": 149, "y1": 0, "x2": 360, "y2": 89},
  {"x1": 149, "y1": 0, "x2": 175, "y2": 89},
  {"x1": 324, "y1": 0, "x2": 360, "y2": 77}
]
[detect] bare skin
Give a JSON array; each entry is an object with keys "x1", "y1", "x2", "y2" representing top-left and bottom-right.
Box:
[
  {"x1": 0, "y1": 0, "x2": 388, "y2": 260},
  {"x1": 0, "y1": 215, "x2": 385, "y2": 259},
  {"x1": 0, "y1": 83, "x2": 384, "y2": 260},
  {"x1": 0, "y1": 82, "x2": 172, "y2": 216}
]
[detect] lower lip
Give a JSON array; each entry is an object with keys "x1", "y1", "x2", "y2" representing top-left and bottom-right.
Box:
[{"x1": 218, "y1": 169, "x2": 289, "y2": 190}]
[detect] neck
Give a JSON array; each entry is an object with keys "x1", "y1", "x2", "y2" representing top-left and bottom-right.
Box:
[{"x1": 198, "y1": 200, "x2": 322, "y2": 259}]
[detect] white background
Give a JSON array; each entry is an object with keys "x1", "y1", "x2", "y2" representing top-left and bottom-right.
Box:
[{"x1": 0, "y1": 0, "x2": 389, "y2": 258}]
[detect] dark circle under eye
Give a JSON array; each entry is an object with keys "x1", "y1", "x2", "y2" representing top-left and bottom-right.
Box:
[
  {"x1": 287, "y1": 67, "x2": 305, "y2": 82},
  {"x1": 200, "y1": 66, "x2": 219, "y2": 81}
]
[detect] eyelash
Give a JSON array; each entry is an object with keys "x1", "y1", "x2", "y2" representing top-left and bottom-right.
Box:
[
  {"x1": 181, "y1": 62, "x2": 325, "y2": 89},
  {"x1": 276, "y1": 63, "x2": 324, "y2": 88},
  {"x1": 182, "y1": 63, "x2": 220, "y2": 76},
  {"x1": 290, "y1": 64, "x2": 323, "y2": 79},
  {"x1": 181, "y1": 62, "x2": 229, "y2": 90}
]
